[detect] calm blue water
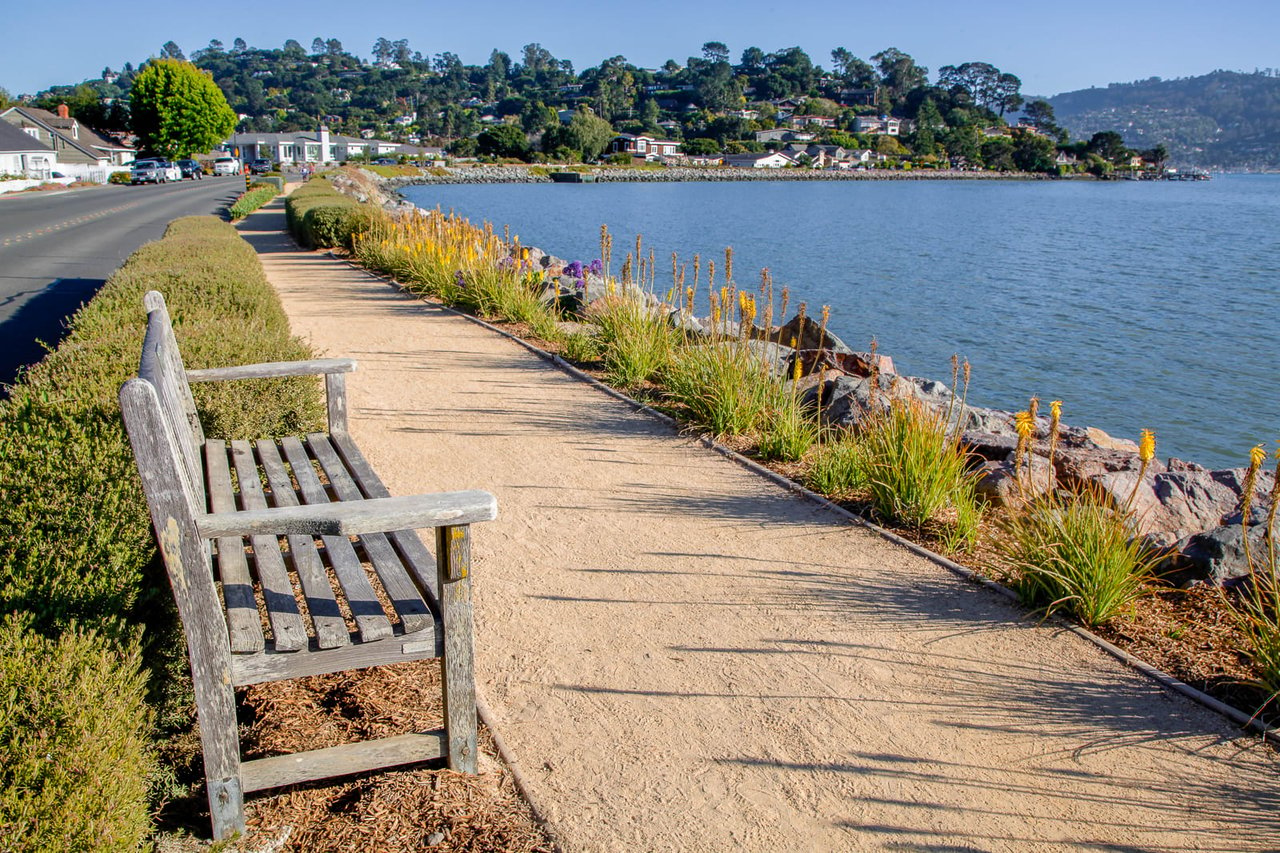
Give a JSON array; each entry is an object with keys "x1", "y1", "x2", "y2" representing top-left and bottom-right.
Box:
[{"x1": 401, "y1": 176, "x2": 1280, "y2": 470}]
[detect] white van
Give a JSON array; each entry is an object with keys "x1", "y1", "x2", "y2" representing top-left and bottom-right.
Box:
[{"x1": 213, "y1": 157, "x2": 241, "y2": 176}]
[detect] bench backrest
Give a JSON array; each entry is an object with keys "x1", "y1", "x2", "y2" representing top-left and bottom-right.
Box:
[
  {"x1": 133, "y1": 291, "x2": 207, "y2": 513},
  {"x1": 120, "y1": 292, "x2": 239, "y2": 800}
]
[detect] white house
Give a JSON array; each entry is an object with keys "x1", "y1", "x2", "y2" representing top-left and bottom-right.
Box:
[
  {"x1": 224, "y1": 126, "x2": 426, "y2": 165},
  {"x1": 788, "y1": 114, "x2": 837, "y2": 129},
  {"x1": 852, "y1": 116, "x2": 902, "y2": 136},
  {"x1": 0, "y1": 119, "x2": 57, "y2": 177},
  {"x1": 723, "y1": 151, "x2": 795, "y2": 169}
]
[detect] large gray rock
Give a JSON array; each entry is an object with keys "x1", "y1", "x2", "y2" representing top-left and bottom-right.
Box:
[
  {"x1": 1167, "y1": 523, "x2": 1272, "y2": 586},
  {"x1": 776, "y1": 313, "x2": 855, "y2": 355},
  {"x1": 976, "y1": 454, "x2": 1055, "y2": 507},
  {"x1": 806, "y1": 372, "x2": 961, "y2": 430}
]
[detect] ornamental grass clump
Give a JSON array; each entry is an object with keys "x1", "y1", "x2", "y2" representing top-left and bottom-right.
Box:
[
  {"x1": 857, "y1": 397, "x2": 982, "y2": 551},
  {"x1": 1000, "y1": 404, "x2": 1160, "y2": 627},
  {"x1": 590, "y1": 294, "x2": 677, "y2": 390},
  {"x1": 805, "y1": 437, "x2": 869, "y2": 497},
  {"x1": 1226, "y1": 443, "x2": 1280, "y2": 711},
  {"x1": 352, "y1": 208, "x2": 561, "y2": 332}
]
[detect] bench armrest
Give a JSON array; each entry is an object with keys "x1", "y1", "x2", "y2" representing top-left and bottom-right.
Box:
[
  {"x1": 185, "y1": 358, "x2": 357, "y2": 383},
  {"x1": 197, "y1": 490, "x2": 498, "y2": 538}
]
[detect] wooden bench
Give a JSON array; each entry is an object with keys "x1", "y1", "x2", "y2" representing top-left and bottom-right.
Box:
[{"x1": 119, "y1": 291, "x2": 497, "y2": 840}]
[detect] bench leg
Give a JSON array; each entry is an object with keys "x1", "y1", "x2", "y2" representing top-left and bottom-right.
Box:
[{"x1": 437, "y1": 524, "x2": 478, "y2": 773}]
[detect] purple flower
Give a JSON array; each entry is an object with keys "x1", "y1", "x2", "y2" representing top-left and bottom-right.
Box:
[
  {"x1": 588, "y1": 259, "x2": 603, "y2": 276},
  {"x1": 455, "y1": 270, "x2": 465, "y2": 287},
  {"x1": 564, "y1": 260, "x2": 584, "y2": 279},
  {"x1": 574, "y1": 278, "x2": 586, "y2": 291}
]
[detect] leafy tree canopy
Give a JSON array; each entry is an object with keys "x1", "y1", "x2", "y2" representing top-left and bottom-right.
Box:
[{"x1": 129, "y1": 59, "x2": 237, "y2": 157}]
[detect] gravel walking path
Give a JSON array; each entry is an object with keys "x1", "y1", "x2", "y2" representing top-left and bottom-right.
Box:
[{"x1": 240, "y1": 202, "x2": 1279, "y2": 852}]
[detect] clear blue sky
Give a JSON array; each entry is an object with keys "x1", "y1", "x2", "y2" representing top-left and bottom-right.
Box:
[{"x1": 4, "y1": 0, "x2": 1277, "y2": 97}]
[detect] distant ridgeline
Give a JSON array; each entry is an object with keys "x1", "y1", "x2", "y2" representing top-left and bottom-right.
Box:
[{"x1": 1047, "y1": 70, "x2": 1280, "y2": 170}]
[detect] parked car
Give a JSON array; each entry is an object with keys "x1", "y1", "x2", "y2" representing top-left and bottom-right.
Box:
[
  {"x1": 176, "y1": 159, "x2": 203, "y2": 179},
  {"x1": 373, "y1": 157, "x2": 396, "y2": 165},
  {"x1": 213, "y1": 156, "x2": 240, "y2": 176},
  {"x1": 130, "y1": 159, "x2": 169, "y2": 184},
  {"x1": 248, "y1": 158, "x2": 273, "y2": 174}
]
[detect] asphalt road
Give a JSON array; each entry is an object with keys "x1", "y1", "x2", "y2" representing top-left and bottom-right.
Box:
[{"x1": 0, "y1": 176, "x2": 248, "y2": 391}]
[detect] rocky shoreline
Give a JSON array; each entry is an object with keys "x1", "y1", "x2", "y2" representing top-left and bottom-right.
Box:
[
  {"x1": 384, "y1": 164, "x2": 1047, "y2": 187},
  {"x1": 341, "y1": 166, "x2": 1264, "y2": 588}
]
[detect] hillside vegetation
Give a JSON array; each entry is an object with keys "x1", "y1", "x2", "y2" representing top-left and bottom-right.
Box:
[{"x1": 1048, "y1": 70, "x2": 1280, "y2": 170}]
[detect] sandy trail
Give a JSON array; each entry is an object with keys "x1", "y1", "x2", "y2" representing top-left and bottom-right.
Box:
[{"x1": 240, "y1": 204, "x2": 1278, "y2": 852}]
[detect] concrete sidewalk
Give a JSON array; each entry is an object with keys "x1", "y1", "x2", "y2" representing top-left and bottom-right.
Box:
[{"x1": 239, "y1": 201, "x2": 1279, "y2": 852}]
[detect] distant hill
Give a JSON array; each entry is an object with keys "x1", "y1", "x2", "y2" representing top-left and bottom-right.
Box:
[{"x1": 1047, "y1": 70, "x2": 1280, "y2": 170}]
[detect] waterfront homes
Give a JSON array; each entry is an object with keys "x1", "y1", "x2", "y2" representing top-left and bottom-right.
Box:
[
  {"x1": 723, "y1": 151, "x2": 795, "y2": 169},
  {"x1": 1, "y1": 104, "x2": 135, "y2": 167},
  {"x1": 608, "y1": 133, "x2": 681, "y2": 159},
  {"x1": 223, "y1": 126, "x2": 426, "y2": 165}
]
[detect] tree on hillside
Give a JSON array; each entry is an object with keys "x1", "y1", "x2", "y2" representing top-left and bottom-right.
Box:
[
  {"x1": 160, "y1": 41, "x2": 185, "y2": 61},
  {"x1": 1087, "y1": 130, "x2": 1129, "y2": 164},
  {"x1": 873, "y1": 47, "x2": 927, "y2": 111},
  {"x1": 542, "y1": 106, "x2": 614, "y2": 161},
  {"x1": 129, "y1": 59, "x2": 237, "y2": 158},
  {"x1": 476, "y1": 123, "x2": 528, "y2": 159},
  {"x1": 831, "y1": 48, "x2": 877, "y2": 89}
]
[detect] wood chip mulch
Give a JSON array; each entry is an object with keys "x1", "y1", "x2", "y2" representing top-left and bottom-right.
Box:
[{"x1": 236, "y1": 661, "x2": 554, "y2": 852}]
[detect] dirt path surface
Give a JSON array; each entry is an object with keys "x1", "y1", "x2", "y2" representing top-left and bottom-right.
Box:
[{"x1": 241, "y1": 204, "x2": 1279, "y2": 852}]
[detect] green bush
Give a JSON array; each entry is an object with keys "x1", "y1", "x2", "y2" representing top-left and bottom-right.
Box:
[
  {"x1": 0, "y1": 615, "x2": 153, "y2": 851},
  {"x1": 285, "y1": 178, "x2": 374, "y2": 249},
  {"x1": 108, "y1": 171, "x2": 131, "y2": 184},
  {"x1": 228, "y1": 184, "x2": 278, "y2": 220},
  {"x1": 591, "y1": 297, "x2": 677, "y2": 391}
]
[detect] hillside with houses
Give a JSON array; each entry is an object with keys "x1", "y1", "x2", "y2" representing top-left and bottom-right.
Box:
[{"x1": 5, "y1": 40, "x2": 1191, "y2": 179}]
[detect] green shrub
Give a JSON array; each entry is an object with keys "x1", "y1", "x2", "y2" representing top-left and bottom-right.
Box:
[
  {"x1": 0, "y1": 615, "x2": 153, "y2": 851},
  {"x1": 228, "y1": 184, "x2": 278, "y2": 219},
  {"x1": 857, "y1": 398, "x2": 982, "y2": 550},
  {"x1": 285, "y1": 178, "x2": 376, "y2": 249},
  {"x1": 108, "y1": 171, "x2": 131, "y2": 184},
  {"x1": 1000, "y1": 491, "x2": 1159, "y2": 626}
]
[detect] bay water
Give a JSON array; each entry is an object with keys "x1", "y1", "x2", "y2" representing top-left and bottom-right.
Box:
[{"x1": 400, "y1": 176, "x2": 1279, "y2": 470}]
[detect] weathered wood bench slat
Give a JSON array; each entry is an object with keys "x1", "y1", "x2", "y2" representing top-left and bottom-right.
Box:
[
  {"x1": 331, "y1": 432, "x2": 443, "y2": 604},
  {"x1": 279, "y1": 436, "x2": 394, "y2": 644},
  {"x1": 205, "y1": 442, "x2": 266, "y2": 653},
  {"x1": 255, "y1": 438, "x2": 350, "y2": 650},
  {"x1": 122, "y1": 291, "x2": 493, "y2": 840},
  {"x1": 227, "y1": 441, "x2": 308, "y2": 652},
  {"x1": 229, "y1": 622, "x2": 444, "y2": 686},
  {"x1": 186, "y1": 357, "x2": 356, "y2": 383},
  {"x1": 240, "y1": 731, "x2": 446, "y2": 793},
  {"x1": 306, "y1": 433, "x2": 435, "y2": 635}
]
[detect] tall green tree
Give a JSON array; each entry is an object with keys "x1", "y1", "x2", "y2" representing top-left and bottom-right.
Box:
[{"x1": 129, "y1": 59, "x2": 237, "y2": 158}]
